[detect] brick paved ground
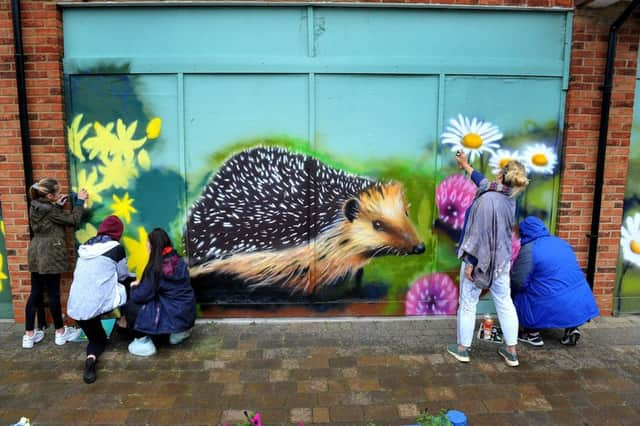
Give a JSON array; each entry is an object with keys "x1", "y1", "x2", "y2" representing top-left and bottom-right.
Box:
[{"x1": 0, "y1": 316, "x2": 639, "y2": 425}]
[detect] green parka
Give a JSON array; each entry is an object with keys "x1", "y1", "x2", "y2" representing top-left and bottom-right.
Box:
[{"x1": 28, "y1": 199, "x2": 84, "y2": 274}]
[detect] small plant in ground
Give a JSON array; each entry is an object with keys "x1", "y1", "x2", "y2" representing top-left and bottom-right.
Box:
[{"x1": 416, "y1": 409, "x2": 452, "y2": 426}]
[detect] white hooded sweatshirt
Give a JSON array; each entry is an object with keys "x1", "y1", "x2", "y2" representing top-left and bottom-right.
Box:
[{"x1": 67, "y1": 237, "x2": 129, "y2": 321}]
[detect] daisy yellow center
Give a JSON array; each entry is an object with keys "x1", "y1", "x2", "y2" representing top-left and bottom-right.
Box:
[
  {"x1": 631, "y1": 240, "x2": 640, "y2": 255},
  {"x1": 499, "y1": 158, "x2": 512, "y2": 168},
  {"x1": 532, "y1": 153, "x2": 548, "y2": 166},
  {"x1": 462, "y1": 133, "x2": 483, "y2": 149}
]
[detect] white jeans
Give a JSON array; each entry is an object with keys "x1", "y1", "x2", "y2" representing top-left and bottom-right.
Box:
[{"x1": 456, "y1": 263, "x2": 519, "y2": 347}]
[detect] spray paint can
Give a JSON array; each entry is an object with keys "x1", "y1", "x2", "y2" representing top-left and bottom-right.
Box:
[{"x1": 482, "y1": 314, "x2": 494, "y2": 340}]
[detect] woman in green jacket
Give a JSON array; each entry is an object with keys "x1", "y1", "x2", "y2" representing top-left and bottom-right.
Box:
[{"x1": 23, "y1": 178, "x2": 88, "y2": 349}]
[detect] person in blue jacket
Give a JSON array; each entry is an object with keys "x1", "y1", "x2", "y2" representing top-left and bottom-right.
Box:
[
  {"x1": 510, "y1": 216, "x2": 599, "y2": 346},
  {"x1": 127, "y1": 228, "x2": 196, "y2": 357}
]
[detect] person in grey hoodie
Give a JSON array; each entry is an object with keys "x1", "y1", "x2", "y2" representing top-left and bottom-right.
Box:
[{"x1": 67, "y1": 215, "x2": 129, "y2": 384}]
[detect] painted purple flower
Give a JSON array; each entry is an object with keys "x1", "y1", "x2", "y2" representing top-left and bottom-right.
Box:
[
  {"x1": 436, "y1": 174, "x2": 476, "y2": 230},
  {"x1": 405, "y1": 273, "x2": 459, "y2": 316}
]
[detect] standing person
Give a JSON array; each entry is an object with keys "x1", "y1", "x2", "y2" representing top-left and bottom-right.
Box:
[
  {"x1": 67, "y1": 215, "x2": 129, "y2": 384},
  {"x1": 511, "y1": 216, "x2": 599, "y2": 347},
  {"x1": 128, "y1": 228, "x2": 196, "y2": 357},
  {"x1": 23, "y1": 178, "x2": 87, "y2": 349},
  {"x1": 446, "y1": 151, "x2": 529, "y2": 367}
]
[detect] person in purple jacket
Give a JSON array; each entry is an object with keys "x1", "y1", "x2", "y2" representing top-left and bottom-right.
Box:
[
  {"x1": 127, "y1": 228, "x2": 196, "y2": 357},
  {"x1": 511, "y1": 216, "x2": 600, "y2": 347}
]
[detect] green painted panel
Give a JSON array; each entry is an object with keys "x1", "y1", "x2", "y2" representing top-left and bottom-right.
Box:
[
  {"x1": 0, "y1": 203, "x2": 14, "y2": 319},
  {"x1": 615, "y1": 56, "x2": 640, "y2": 314}
]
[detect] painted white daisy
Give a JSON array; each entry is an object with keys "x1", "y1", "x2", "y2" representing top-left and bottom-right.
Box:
[
  {"x1": 620, "y1": 212, "x2": 640, "y2": 267},
  {"x1": 441, "y1": 114, "x2": 503, "y2": 162},
  {"x1": 521, "y1": 143, "x2": 558, "y2": 175},
  {"x1": 489, "y1": 149, "x2": 522, "y2": 175}
]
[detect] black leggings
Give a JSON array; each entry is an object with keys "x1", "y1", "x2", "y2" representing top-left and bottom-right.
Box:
[
  {"x1": 25, "y1": 273, "x2": 63, "y2": 331},
  {"x1": 77, "y1": 317, "x2": 108, "y2": 358}
]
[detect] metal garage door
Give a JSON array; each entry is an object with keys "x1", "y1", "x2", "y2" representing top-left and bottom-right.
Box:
[
  {"x1": 616, "y1": 52, "x2": 640, "y2": 314},
  {"x1": 62, "y1": 5, "x2": 572, "y2": 318}
]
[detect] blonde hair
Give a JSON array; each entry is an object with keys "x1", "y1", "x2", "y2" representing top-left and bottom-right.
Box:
[
  {"x1": 29, "y1": 178, "x2": 59, "y2": 201},
  {"x1": 502, "y1": 160, "x2": 529, "y2": 197}
]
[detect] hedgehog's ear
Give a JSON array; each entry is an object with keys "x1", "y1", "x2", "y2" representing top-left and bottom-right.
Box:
[{"x1": 344, "y1": 198, "x2": 360, "y2": 222}]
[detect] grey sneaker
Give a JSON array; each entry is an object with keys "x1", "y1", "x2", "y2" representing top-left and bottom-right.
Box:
[
  {"x1": 498, "y1": 347, "x2": 519, "y2": 367},
  {"x1": 22, "y1": 329, "x2": 45, "y2": 349},
  {"x1": 169, "y1": 329, "x2": 192, "y2": 345},
  {"x1": 447, "y1": 343, "x2": 470, "y2": 363},
  {"x1": 561, "y1": 327, "x2": 581, "y2": 346},
  {"x1": 55, "y1": 326, "x2": 82, "y2": 346}
]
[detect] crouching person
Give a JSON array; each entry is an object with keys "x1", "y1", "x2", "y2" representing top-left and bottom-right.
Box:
[
  {"x1": 67, "y1": 215, "x2": 129, "y2": 384},
  {"x1": 511, "y1": 216, "x2": 599, "y2": 347},
  {"x1": 128, "y1": 228, "x2": 196, "y2": 357}
]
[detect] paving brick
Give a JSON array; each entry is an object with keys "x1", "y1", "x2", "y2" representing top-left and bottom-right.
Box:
[
  {"x1": 312, "y1": 407, "x2": 330, "y2": 423},
  {"x1": 330, "y1": 405, "x2": 364, "y2": 422}
]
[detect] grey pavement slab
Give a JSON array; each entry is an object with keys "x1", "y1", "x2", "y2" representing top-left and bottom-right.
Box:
[{"x1": 0, "y1": 316, "x2": 638, "y2": 425}]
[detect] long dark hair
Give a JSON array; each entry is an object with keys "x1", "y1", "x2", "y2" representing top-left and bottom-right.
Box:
[{"x1": 141, "y1": 228, "x2": 173, "y2": 293}]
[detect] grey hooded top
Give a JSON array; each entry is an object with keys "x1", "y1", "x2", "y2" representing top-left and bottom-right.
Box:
[{"x1": 457, "y1": 179, "x2": 516, "y2": 289}]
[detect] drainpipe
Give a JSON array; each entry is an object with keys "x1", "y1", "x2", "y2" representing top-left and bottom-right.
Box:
[
  {"x1": 586, "y1": 0, "x2": 640, "y2": 289},
  {"x1": 11, "y1": 0, "x2": 34, "y2": 231}
]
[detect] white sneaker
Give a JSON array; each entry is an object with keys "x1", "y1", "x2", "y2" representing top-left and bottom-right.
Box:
[
  {"x1": 22, "y1": 329, "x2": 45, "y2": 349},
  {"x1": 55, "y1": 326, "x2": 82, "y2": 346}
]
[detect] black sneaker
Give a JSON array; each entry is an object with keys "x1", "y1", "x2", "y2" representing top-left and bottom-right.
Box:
[
  {"x1": 561, "y1": 328, "x2": 581, "y2": 346},
  {"x1": 83, "y1": 357, "x2": 97, "y2": 384},
  {"x1": 518, "y1": 332, "x2": 544, "y2": 347}
]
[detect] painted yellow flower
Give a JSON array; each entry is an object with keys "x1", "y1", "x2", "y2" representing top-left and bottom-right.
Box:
[
  {"x1": 98, "y1": 156, "x2": 139, "y2": 190},
  {"x1": 75, "y1": 222, "x2": 97, "y2": 244},
  {"x1": 1, "y1": 220, "x2": 5, "y2": 236},
  {"x1": 72, "y1": 167, "x2": 104, "y2": 207},
  {"x1": 137, "y1": 149, "x2": 151, "y2": 170},
  {"x1": 67, "y1": 114, "x2": 91, "y2": 162},
  {"x1": 0, "y1": 252, "x2": 8, "y2": 292},
  {"x1": 110, "y1": 193, "x2": 138, "y2": 224},
  {"x1": 111, "y1": 119, "x2": 147, "y2": 162},
  {"x1": 123, "y1": 227, "x2": 149, "y2": 279},
  {"x1": 83, "y1": 121, "x2": 117, "y2": 161},
  {"x1": 146, "y1": 117, "x2": 162, "y2": 139}
]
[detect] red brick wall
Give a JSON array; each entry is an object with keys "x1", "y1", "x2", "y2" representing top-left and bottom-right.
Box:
[
  {"x1": 2, "y1": 0, "x2": 638, "y2": 321},
  {"x1": 0, "y1": 0, "x2": 67, "y2": 324},
  {"x1": 557, "y1": 5, "x2": 640, "y2": 315}
]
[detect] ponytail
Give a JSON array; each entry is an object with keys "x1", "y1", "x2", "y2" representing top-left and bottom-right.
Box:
[{"x1": 29, "y1": 178, "x2": 59, "y2": 201}]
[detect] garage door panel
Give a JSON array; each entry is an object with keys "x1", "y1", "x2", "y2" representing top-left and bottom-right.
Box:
[
  {"x1": 63, "y1": 7, "x2": 308, "y2": 60},
  {"x1": 314, "y1": 8, "x2": 567, "y2": 66},
  {"x1": 315, "y1": 74, "x2": 439, "y2": 160},
  {"x1": 183, "y1": 74, "x2": 310, "y2": 175}
]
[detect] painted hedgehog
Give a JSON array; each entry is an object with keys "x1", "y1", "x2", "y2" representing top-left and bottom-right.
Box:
[{"x1": 185, "y1": 146, "x2": 425, "y2": 295}]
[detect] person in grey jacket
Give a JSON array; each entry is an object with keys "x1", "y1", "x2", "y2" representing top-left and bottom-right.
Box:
[
  {"x1": 68, "y1": 215, "x2": 129, "y2": 384},
  {"x1": 24, "y1": 178, "x2": 87, "y2": 349}
]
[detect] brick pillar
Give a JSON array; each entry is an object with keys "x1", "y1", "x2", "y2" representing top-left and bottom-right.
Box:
[
  {"x1": 557, "y1": 5, "x2": 640, "y2": 315},
  {"x1": 0, "y1": 0, "x2": 69, "y2": 323}
]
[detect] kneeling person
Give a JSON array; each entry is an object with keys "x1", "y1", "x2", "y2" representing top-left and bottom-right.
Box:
[
  {"x1": 128, "y1": 228, "x2": 196, "y2": 356},
  {"x1": 511, "y1": 216, "x2": 599, "y2": 346}
]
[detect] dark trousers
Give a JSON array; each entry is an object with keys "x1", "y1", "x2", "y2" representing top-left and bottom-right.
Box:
[
  {"x1": 25, "y1": 273, "x2": 63, "y2": 331},
  {"x1": 77, "y1": 317, "x2": 108, "y2": 358}
]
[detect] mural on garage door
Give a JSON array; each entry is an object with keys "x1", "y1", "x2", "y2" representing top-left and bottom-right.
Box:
[
  {"x1": 63, "y1": 6, "x2": 571, "y2": 317},
  {"x1": 615, "y1": 60, "x2": 640, "y2": 314},
  {"x1": 0, "y1": 202, "x2": 14, "y2": 319}
]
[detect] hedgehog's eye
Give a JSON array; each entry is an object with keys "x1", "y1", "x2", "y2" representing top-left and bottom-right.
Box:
[
  {"x1": 373, "y1": 220, "x2": 384, "y2": 231},
  {"x1": 405, "y1": 210, "x2": 409, "y2": 217}
]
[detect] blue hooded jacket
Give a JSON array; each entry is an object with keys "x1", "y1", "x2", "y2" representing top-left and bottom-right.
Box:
[
  {"x1": 131, "y1": 250, "x2": 196, "y2": 335},
  {"x1": 510, "y1": 216, "x2": 599, "y2": 329}
]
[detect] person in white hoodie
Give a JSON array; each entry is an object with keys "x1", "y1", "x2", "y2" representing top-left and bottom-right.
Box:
[{"x1": 67, "y1": 215, "x2": 129, "y2": 384}]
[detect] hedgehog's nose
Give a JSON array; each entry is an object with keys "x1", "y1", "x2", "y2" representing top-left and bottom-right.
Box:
[{"x1": 412, "y1": 243, "x2": 425, "y2": 255}]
